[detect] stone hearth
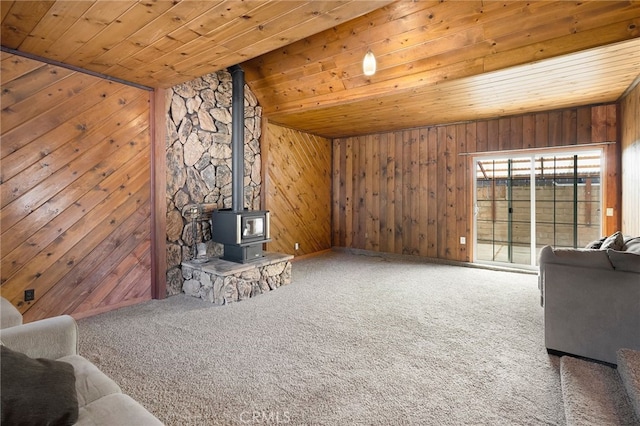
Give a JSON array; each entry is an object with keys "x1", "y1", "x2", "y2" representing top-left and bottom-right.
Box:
[{"x1": 181, "y1": 252, "x2": 293, "y2": 305}]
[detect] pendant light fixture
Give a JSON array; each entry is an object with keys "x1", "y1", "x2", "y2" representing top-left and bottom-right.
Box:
[
  {"x1": 362, "y1": 19, "x2": 377, "y2": 77},
  {"x1": 363, "y1": 48, "x2": 376, "y2": 76}
]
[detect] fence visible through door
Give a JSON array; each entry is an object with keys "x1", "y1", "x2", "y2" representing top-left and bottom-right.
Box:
[{"x1": 474, "y1": 150, "x2": 602, "y2": 267}]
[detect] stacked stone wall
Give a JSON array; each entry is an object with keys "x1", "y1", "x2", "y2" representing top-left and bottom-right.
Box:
[{"x1": 165, "y1": 71, "x2": 262, "y2": 295}]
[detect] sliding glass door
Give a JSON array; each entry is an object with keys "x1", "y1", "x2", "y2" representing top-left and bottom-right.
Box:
[{"x1": 474, "y1": 150, "x2": 602, "y2": 267}]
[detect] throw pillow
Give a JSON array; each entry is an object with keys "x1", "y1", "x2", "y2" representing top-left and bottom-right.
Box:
[
  {"x1": 1, "y1": 346, "x2": 78, "y2": 426},
  {"x1": 607, "y1": 249, "x2": 640, "y2": 273},
  {"x1": 585, "y1": 237, "x2": 606, "y2": 249},
  {"x1": 600, "y1": 231, "x2": 624, "y2": 251}
]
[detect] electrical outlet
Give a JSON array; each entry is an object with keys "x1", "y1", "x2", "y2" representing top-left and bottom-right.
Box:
[
  {"x1": 24, "y1": 289, "x2": 35, "y2": 302},
  {"x1": 294, "y1": 242, "x2": 300, "y2": 250},
  {"x1": 460, "y1": 237, "x2": 466, "y2": 245}
]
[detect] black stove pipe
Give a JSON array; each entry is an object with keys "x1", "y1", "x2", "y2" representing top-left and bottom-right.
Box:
[{"x1": 229, "y1": 65, "x2": 245, "y2": 213}]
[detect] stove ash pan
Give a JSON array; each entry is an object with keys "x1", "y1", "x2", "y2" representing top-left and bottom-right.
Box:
[{"x1": 211, "y1": 209, "x2": 271, "y2": 246}]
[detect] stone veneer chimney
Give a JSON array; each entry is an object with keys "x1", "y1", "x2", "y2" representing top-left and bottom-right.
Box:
[{"x1": 165, "y1": 70, "x2": 263, "y2": 295}]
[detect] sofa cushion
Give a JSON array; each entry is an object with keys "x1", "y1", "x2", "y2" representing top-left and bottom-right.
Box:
[
  {"x1": 540, "y1": 247, "x2": 613, "y2": 269},
  {"x1": 58, "y1": 354, "x2": 122, "y2": 407},
  {"x1": 1, "y1": 346, "x2": 79, "y2": 426},
  {"x1": 623, "y1": 237, "x2": 640, "y2": 254},
  {"x1": 601, "y1": 231, "x2": 624, "y2": 251},
  {"x1": 607, "y1": 249, "x2": 640, "y2": 273},
  {"x1": 77, "y1": 393, "x2": 164, "y2": 426}
]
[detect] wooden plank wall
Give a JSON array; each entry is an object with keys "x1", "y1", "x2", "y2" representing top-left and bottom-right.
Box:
[
  {"x1": 264, "y1": 122, "x2": 332, "y2": 256},
  {"x1": 0, "y1": 52, "x2": 153, "y2": 322},
  {"x1": 333, "y1": 104, "x2": 620, "y2": 262},
  {"x1": 620, "y1": 82, "x2": 640, "y2": 236}
]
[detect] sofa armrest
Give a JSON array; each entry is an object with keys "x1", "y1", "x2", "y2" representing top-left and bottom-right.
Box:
[
  {"x1": 538, "y1": 245, "x2": 553, "y2": 307},
  {"x1": 0, "y1": 315, "x2": 78, "y2": 359},
  {"x1": 1, "y1": 297, "x2": 23, "y2": 329},
  {"x1": 543, "y1": 263, "x2": 640, "y2": 364},
  {"x1": 539, "y1": 245, "x2": 613, "y2": 269}
]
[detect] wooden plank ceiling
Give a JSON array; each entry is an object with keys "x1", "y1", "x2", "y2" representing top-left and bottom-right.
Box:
[
  {"x1": 0, "y1": 0, "x2": 391, "y2": 88},
  {"x1": 1, "y1": 0, "x2": 639, "y2": 138},
  {"x1": 243, "y1": 0, "x2": 640, "y2": 137}
]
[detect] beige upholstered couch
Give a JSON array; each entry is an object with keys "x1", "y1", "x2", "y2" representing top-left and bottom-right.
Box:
[
  {"x1": 538, "y1": 234, "x2": 640, "y2": 365},
  {"x1": 0, "y1": 300, "x2": 163, "y2": 425}
]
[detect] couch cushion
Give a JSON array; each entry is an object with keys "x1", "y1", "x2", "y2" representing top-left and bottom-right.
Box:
[
  {"x1": 1, "y1": 346, "x2": 79, "y2": 426},
  {"x1": 58, "y1": 355, "x2": 122, "y2": 407},
  {"x1": 77, "y1": 393, "x2": 163, "y2": 426},
  {"x1": 601, "y1": 231, "x2": 624, "y2": 251},
  {"x1": 607, "y1": 249, "x2": 640, "y2": 273},
  {"x1": 623, "y1": 237, "x2": 640, "y2": 254},
  {"x1": 540, "y1": 247, "x2": 613, "y2": 269}
]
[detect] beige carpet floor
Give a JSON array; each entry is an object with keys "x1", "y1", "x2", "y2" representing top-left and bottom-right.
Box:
[
  {"x1": 560, "y1": 356, "x2": 637, "y2": 425},
  {"x1": 78, "y1": 250, "x2": 565, "y2": 425}
]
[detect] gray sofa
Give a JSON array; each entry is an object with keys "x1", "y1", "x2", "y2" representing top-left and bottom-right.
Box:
[
  {"x1": 538, "y1": 234, "x2": 640, "y2": 365},
  {"x1": 0, "y1": 302, "x2": 163, "y2": 425}
]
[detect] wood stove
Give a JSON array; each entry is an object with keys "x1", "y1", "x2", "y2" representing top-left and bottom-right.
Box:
[
  {"x1": 211, "y1": 64, "x2": 270, "y2": 263},
  {"x1": 212, "y1": 209, "x2": 270, "y2": 263}
]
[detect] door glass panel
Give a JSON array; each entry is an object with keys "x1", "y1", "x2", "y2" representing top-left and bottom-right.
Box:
[
  {"x1": 534, "y1": 152, "x2": 601, "y2": 258},
  {"x1": 492, "y1": 221, "x2": 509, "y2": 262},
  {"x1": 475, "y1": 158, "x2": 531, "y2": 264},
  {"x1": 476, "y1": 160, "x2": 494, "y2": 262}
]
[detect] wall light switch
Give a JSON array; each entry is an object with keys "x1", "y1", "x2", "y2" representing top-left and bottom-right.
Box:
[
  {"x1": 606, "y1": 208, "x2": 614, "y2": 217},
  {"x1": 294, "y1": 242, "x2": 300, "y2": 250},
  {"x1": 460, "y1": 237, "x2": 466, "y2": 245}
]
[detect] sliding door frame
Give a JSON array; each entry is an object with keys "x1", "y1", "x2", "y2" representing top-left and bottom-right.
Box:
[{"x1": 472, "y1": 146, "x2": 604, "y2": 268}]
